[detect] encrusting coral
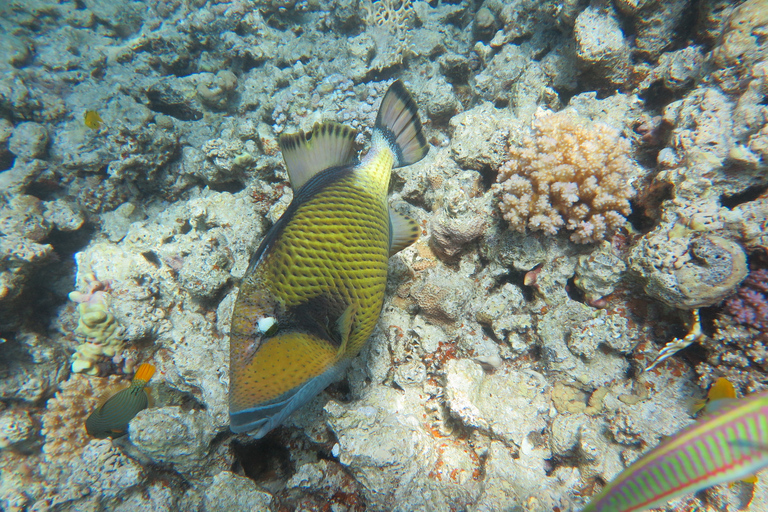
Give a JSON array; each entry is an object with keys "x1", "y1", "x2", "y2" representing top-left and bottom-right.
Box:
[
  {"x1": 68, "y1": 274, "x2": 125, "y2": 375},
  {"x1": 494, "y1": 108, "x2": 637, "y2": 243},
  {"x1": 41, "y1": 373, "x2": 120, "y2": 463}
]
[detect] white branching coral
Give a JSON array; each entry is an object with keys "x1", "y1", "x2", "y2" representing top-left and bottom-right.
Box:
[{"x1": 495, "y1": 109, "x2": 638, "y2": 244}]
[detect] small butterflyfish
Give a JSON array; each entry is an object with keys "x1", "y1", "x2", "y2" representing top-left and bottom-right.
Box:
[
  {"x1": 229, "y1": 80, "x2": 428, "y2": 438},
  {"x1": 691, "y1": 376, "x2": 738, "y2": 414},
  {"x1": 581, "y1": 390, "x2": 768, "y2": 512},
  {"x1": 84, "y1": 110, "x2": 104, "y2": 130},
  {"x1": 85, "y1": 363, "x2": 155, "y2": 439}
]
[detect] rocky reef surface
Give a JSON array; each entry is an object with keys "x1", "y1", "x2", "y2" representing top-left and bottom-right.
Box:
[{"x1": 0, "y1": 0, "x2": 767, "y2": 511}]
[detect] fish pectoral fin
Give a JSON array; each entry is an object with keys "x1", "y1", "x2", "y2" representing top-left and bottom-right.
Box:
[
  {"x1": 389, "y1": 208, "x2": 419, "y2": 256},
  {"x1": 279, "y1": 122, "x2": 358, "y2": 191},
  {"x1": 335, "y1": 304, "x2": 356, "y2": 357}
]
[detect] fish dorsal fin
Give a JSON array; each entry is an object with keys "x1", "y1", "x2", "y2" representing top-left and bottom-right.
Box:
[
  {"x1": 278, "y1": 122, "x2": 357, "y2": 191},
  {"x1": 389, "y1": 208, "x2": 420, "y2": 257},
  {"x1": 132, "y1": 363, "x2": 155, "y2": 385}
]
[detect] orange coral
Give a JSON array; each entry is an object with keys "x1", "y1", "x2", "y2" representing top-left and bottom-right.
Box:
[{"x1": 495, "y1": 109, "x2": 637, "y2": 243}]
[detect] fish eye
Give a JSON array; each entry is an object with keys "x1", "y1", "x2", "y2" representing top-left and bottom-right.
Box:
[{"x1": 257, "y1": 316, "x2": 278, "y2": 336}]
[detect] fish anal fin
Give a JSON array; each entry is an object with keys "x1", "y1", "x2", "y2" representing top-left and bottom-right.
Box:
[
  {"x1": 278, "y1": 122, "x2": 357, "y2": 191},
  {"x1": 389, "y1": 208, "x2": 420, "y2": 256}
]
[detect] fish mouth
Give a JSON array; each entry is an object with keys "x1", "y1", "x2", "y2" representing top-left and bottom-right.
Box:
[{"x1": 229, "y1": 360, "x2": 349, "y2": 438}]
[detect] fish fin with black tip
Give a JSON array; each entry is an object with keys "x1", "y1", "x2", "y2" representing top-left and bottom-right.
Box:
[
  {"x1": 374, "y1": 80, "x2": 429, "y2": 168},
  {"x1": 279, "y1": 122, "x2": 358, "y2": 191}
]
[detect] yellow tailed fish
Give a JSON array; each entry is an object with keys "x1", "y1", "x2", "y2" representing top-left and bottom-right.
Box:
[
  {"x1": 85, "y1": 363, "x2": 155, "y2": 438},
  {"x1": 229, "y1": 80, "x2": 428, "y2": 437}
]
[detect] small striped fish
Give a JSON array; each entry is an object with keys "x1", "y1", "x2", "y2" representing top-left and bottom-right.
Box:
[
  {"x1": 85, "y1": 363, "x2": 155, "y2": 438},
  {"x1": 582, "y1": 391, "x2": 768, "y2": 512}
]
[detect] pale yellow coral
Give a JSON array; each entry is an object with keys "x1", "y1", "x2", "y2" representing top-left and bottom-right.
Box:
[
  {"x1": 68, "y1": 274, "x2": 125, "y2": 375},
  {"x1": 495, "y1": 109, "x2": 637, "y2": 243}
]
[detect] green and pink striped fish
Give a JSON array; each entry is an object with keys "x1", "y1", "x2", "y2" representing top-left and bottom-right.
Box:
[{"x1": 581, "y1": 390, "x2": 768, "y2": 512}]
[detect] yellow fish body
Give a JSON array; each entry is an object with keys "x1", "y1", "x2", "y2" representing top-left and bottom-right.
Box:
[
  {"x1": 229, "y1": 81, "x2": 428, "y2": 437},
  {"x1": 84, "y1": 110, "x2": 104, "y2": 130}
]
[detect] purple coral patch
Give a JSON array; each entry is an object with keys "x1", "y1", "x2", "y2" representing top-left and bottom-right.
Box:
[{"x1": 723, "y1": 269, "x2": 768, "y2": 330}]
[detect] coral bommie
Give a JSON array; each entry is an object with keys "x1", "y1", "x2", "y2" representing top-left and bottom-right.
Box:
[
  {"x1": 494, "y1": 109, "x2": 637, "y2": 244},
  {"x1": 724, "y1": 268, "x2": 768, "y2": 330}
]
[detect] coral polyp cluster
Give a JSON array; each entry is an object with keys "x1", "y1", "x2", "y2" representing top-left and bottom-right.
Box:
[{"x1": 494, "y1": 109, "x2": 638, "y2": 244}]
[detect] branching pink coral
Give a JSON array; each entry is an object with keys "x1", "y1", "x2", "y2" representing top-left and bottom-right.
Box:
[
  {"x1": 724, "y1": 268, "x2": 768, "y2": 330},
  {"x1": 494, "y1": 109, "x2": 637, "y2": 243}
]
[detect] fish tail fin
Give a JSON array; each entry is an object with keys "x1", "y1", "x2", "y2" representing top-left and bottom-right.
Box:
[
  {"x1": 133, "y1": 363, "x2": 155, "y2": 384},
  {"x1": 374, "y1": 80, "x2": 429, "y2": 168}
]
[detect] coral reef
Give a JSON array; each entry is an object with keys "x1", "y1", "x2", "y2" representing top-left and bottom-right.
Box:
[
  {"x1": 494, "y1": 108, "x2": 638, "y2": 243},
  {"x1": 1, "y1": 0, "x2": 767, "y2": 510}
]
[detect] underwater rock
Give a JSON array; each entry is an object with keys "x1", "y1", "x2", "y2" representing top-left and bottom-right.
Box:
[
  {"x1": 111, "y1": 481, "x2": 179, "y2": 512},
  {"x1": 475, "y1": 439, "x2": 578, "y2": 512},
  {"x1": 475, "y1": 283, "x2": 531, "y2": 356},
  {"x1": 420, "y1": 76, "x2": 460, "y2": 124},
  {"x1": 444, "y1": 359, "x2": 550, "y2": 448},
  {"x1": 428, "y1": 171, "x2": 487, "y2": 260},
  {"x1": 199, "y1": 137, "x2": 257, "y2": 186},
  {"x1": 449, "y1": 103, "x2": 511, "y2": 170},
  {"x1": 202, "y1": 471, "x2": 272, "y2": 512},
  {"x1": 629, "y1": 233, "x2": 748, "y2": 309},
  {"x1": 42, "y1": 199, "x2": 84, "y2": 232},
  {"x1": 0, "y1": 194, "x2": 52, "y2": 243},
  {"x1": 474, "y1": 44, "x2": 528, "y2": 103},
  {"x1": 0, "y1": 408, "x2": 36, "y2": 450},
  {"x1": 574, "y1": 243, "x2": 627, "y2": 304},
  {"x1": 574, "y1": 5, "x2": 630, "y2": 86},
  {"x1": 177, "y1": 233, "x2": 233, "y2": 301},
  {"x1": 8, "y1": 122, "x2": 49, "y2": 161},
  {"x1": 638, "y1": 46, "x2": 705, "y2": 94},
  {"x1": 710, "y1": 0, "x2": 768, "y2": 92},
  {"x1": 129, "y1": 406, "x2": 217, "y2": 477},
  {"x1": 0, "y1": 235, "x2": 53, "y2": 329},
  {"x1": 409, "y1": 266, "x2": 473, "y2": 324},
  {"x1": 325, "y1": 385, "x2": 482, "y2": 510},
  {"x1": 615, "y1": 0, "x2": 691, "y2": 60}
]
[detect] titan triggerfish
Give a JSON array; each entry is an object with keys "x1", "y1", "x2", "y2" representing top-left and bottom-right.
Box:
[{"x1": 229, "y1": 80, "x2": 429, "y2": 438}]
